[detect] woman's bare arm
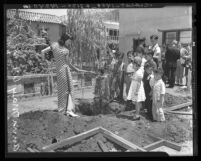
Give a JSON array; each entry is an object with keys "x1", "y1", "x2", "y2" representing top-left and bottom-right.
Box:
[{"x1": 41, "y1": 46, "x2": 51, "y2": 59}]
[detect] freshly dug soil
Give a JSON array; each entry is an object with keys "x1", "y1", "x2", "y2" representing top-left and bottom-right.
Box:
[
  {"x1": 7, "y1": 93, "x2": 192, "y2": 152},
  {"x1": 163, "y1": 93, "x2": 191, "y2": 108},
  {"x1": 55, "y1": 133, "x2": 128, "y2": 152},
  {"x1": 76, "y1": 93, "x2": 191, "y2": 116}
]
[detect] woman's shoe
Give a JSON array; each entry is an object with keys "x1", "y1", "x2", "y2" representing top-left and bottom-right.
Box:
[{"x1": 66, "y1": 111, "x2": 80, "y2": 117}]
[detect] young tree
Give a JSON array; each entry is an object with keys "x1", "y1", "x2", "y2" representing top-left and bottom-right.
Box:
[
  {"x1": 64, "y1": 9, "x2": 107, "y2": 70},
  {"x1": 7, "y1": 9, "x2": 49, "y2": 76}
]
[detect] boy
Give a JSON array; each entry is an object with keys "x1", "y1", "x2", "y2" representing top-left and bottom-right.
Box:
[
  {"x1": 143, "y1": 61, "x2": 155, "y2": 120},
  {"x1": 145, "y1": 49, "x2": 157, "y2": 70},
  {"x1": 150, "y1": 68, "x2": 166, "y2": 122}
]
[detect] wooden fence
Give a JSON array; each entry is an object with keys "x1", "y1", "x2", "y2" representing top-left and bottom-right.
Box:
[{"x1": 7, "y1": 73, "x2": 96, "y2": 100}]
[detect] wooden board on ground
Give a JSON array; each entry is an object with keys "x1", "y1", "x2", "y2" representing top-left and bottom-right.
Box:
[
  {"x1": 144, "y1": 133, "x2": 181, "y2": 152},
  {"x1": 164, "y1": 110, "x2": 192, "y2": 115},
  {"x1": 42, "y1": 127, "x2": 101, "y2": 152},
  {"x1": 42, "y1": 126, "x2": 146, "y2": 152},
  {"x1": 165, "y1": 102, "x2": 192, "y2": 111},
  {"x1": 99, "y1": 127, "x2": 146, "y2": 152}
]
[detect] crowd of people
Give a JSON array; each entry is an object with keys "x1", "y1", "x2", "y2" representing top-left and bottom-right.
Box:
[
  {"x1": 41, "y1": 32, "x2": 192, "y2": 120},
  {"x1": 95, "y1": 34, "x2": 192, "y2": 122}
]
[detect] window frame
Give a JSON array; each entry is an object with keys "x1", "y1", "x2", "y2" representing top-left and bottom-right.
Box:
[{"x1": 159, "y1": 28, "x2": 192, "y2": 45}]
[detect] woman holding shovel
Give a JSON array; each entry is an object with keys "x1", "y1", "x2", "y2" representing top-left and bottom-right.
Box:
[{"x1": 41, "y1": 33, "x2": 94, "y2": 117}]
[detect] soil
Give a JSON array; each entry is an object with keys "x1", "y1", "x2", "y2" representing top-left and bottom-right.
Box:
[
  {"x1": 55, "y1": 133, "x2": 128, "y2": 152},
  {"x1": 163, "y1": 93, "x2": 191, "y2": 108},
  {"x1": 7, "y1": 93, "x2": 193, "y2": 154}
]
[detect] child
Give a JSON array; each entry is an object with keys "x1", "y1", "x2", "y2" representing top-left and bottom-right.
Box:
[
  {"x1": 94, "y1": 68, "x2": 110, "y2": 113},
  {"x1": 127, "y1": 56, "x2": 146, "y2": 120},
  {"x1": 143, "y1": 61, "x2": 155, "y2": 120},
  {"x1": 150, "y1": 68, "x2": 166, "y2": 122},
  {"x1": 136, "y1": 46, "x2": 147, "y2": 67},
  {"x1": 125, "y1": 51, "x2": 135, "y2": 96},
  {"x1": 145, "y1": 49, "x2": 157, "y2": 70},
  {"x1": 94, "y1": 68, "x2": 110, "y2": 101}
]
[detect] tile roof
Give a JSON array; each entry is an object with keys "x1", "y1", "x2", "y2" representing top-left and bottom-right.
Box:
[{"x1": 7, "y1": 9, "x2": 63, "y2": 24}]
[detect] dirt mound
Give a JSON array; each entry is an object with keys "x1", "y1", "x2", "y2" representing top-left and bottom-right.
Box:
[
  {"x1": 7, "y1": 93, "x2": 192, "y2": 152},
  {"x1": 8, "y1": 110, "x2": 102, "y2": 152},
  {"x1": 77, "y1": 99, "x2": 126, "y2": 116}
]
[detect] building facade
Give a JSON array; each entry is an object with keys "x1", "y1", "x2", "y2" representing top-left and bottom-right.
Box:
[
  {"x1": 119, "y1": 6, "x2": 192, "y2": 54},
  {"x1": 7, "y1": 9, "x2": 66, "y2": 43}
]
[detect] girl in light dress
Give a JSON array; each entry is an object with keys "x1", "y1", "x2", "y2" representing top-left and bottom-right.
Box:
[
  {"x1": 150, "y1": 68, "x2": 166, "y2": 122},
  {"x1": 127, "y1": 56, "x2": 146, "y2": 120},
  {"x1": 136, "y1": 46, "x2": 147, "y2": 67}
]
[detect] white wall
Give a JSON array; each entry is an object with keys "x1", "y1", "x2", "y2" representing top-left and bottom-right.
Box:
[{"x1": 119, "y1": 6, "x2": 192, "y2": 54}]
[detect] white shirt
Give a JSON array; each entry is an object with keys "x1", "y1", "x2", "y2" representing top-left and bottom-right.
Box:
[
  {"x1": 127, "y1": 63, "x2": 135, "y2": 73},
  {"x1": 149, "y1": 43, "x2": 161, "y2": 61},
  {"x1": 141, "y1": 57, "x2": 147, "y2": 67}
]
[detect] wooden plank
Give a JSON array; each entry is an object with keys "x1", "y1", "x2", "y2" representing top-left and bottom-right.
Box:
[
  {"x1": 165, "y1": 102, "x2": 192, "y2": 111},
  {"x1": 97, "y1": 140, "x2": 109, "y2": 152},
  {"x1": 27, "y1": 147, "x2": 40, "y2": 152},
  {"x1": 99, "y1": 127, "x2": 146, "y2": 152},
  {"x1": 50, "y1": 74, "x2": 54, "y2": 95},
  {"x1": 13, "y1": 92, "x2": 41, "y2": 98},
  {"x1": 42, "y1": 127, "x2": 102, "y2": 152},
  {"x1": 164, "y1": 110, "x2": 192, "y2": 115},
  {"x1": 47, "y1": 76, "x2": 50, "y2": 96},
  {"x1": 143, "y1": 140, "x2": 165, "y2": 151},
  {"x1": 163, "y1": 140, "x2": 181, "y2": 151},
  {"x1": 146, "y1": 134, "x2": 161, "y2": 142}
]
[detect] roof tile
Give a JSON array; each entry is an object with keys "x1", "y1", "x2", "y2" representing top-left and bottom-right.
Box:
[{"x1": 7, "y1": 9, "x2": 63, "y2": 24}]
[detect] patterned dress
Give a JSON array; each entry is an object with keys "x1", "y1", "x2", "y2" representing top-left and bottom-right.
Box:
[{"x1": 51, "y1": 42, "x2": 74, "y2": 112}]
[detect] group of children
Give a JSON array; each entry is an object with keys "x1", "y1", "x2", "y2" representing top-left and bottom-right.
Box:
[
  {"x1": 125, "y1": 48, "x2": 166, "y2": 122},
  {"x1": 94, "y1": 47, "x2": 166, "y2": 122}
]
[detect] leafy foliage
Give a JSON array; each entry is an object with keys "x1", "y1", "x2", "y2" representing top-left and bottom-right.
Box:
[
  {"x1": 64, "y1": 9, "x2": 107, "y2": 69},
  {"x1": 7, "y1": 10, "x2": 49, "y2": 76}
]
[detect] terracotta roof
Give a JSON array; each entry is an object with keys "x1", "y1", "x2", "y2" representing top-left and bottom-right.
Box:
[{"x1": 7, "y1": 9, "x2": 63, "y2": 24}]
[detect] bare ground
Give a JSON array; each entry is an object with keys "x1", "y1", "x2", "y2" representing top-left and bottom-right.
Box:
[{"x1": 7, "y1": 87, "x2": 193, "y2": 155}]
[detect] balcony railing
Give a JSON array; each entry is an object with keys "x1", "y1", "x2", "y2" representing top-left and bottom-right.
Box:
[{"x1": 107, "y1": 36, "x2": 119, "y2": 43}]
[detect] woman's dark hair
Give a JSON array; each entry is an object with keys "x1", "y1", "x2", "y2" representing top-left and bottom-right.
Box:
[{"x1": 58, "y1": 33, "x2": 73, "y2": 46}]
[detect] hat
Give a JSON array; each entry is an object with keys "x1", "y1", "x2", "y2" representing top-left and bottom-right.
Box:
[
  {"x1": 133, "y1": 56, "x2": 142, "y2": 66},
  {"x1": 150, "y1": 34, "x2": 158, "y2": 40}
]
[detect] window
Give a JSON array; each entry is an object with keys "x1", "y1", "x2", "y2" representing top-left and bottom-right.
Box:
[
  {"x1": 165, "y1": 32, "x2": 177, "y2": 44},
  {"x1": 180, "y1": 31, "x2": 192, "y2": 44},
  {"x1": 113, "y1": 30, "x2": 117, "y2": 36},
  {"x1": 161, "y1": 29, "x2": 192, "y2": 45},
  {"x1": 109, "y1": 29, "x2": 113, "y2": 36}
]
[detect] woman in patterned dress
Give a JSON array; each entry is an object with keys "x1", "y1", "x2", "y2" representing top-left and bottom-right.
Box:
[{"x1": 41, "y1": 33, "x2": 84, "y2": 117}]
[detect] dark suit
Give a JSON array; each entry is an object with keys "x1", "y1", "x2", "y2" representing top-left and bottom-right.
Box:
[
  {"x1": 143, "y1": 72, "x2": 153, "y2": 120},
  {"x1": 165, "y1": 46, "x2": 180, "y2": 87}
]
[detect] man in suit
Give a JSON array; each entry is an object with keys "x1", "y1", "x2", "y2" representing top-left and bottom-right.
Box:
[{"x1": 165, "y1": 40, "x2": 180, "y2": 88}]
